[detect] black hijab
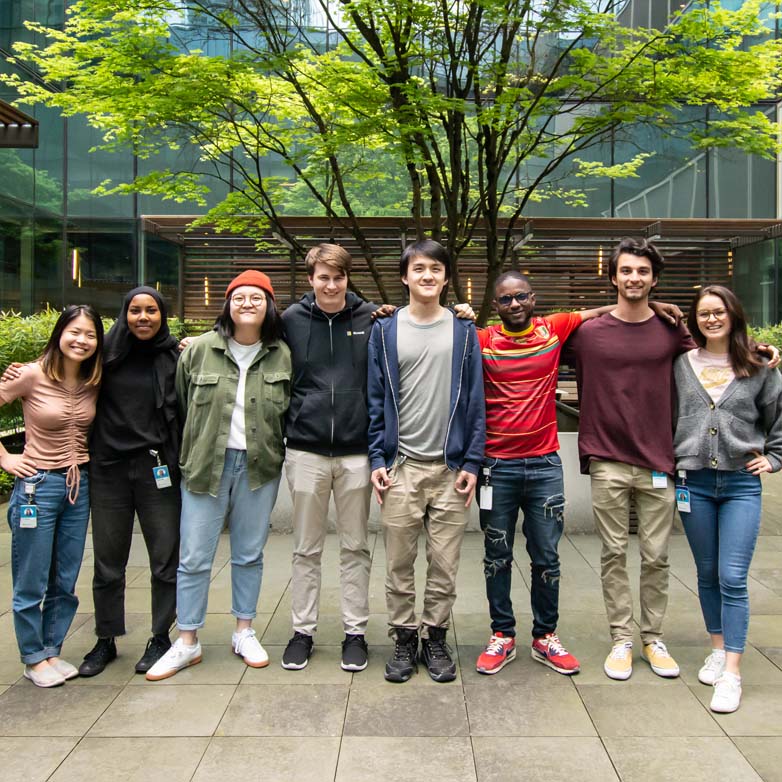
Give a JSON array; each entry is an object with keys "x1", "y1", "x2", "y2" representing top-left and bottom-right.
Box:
[{"x1": 95, "y1": 286, "x2": 182, "y2": 468}]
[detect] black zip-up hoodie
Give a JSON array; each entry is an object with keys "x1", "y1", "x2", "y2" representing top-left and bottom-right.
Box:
[{"x1": 282, "y1": 291, "x2": 377, "y2": 456}]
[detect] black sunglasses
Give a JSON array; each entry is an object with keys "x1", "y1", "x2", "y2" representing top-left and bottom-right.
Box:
[{"x1": 497, "y1": 291, "x2": 532, "y2": 306}]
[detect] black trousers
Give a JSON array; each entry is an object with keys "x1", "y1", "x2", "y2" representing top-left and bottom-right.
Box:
[{"x1": 90, "y1": 451, "x2": 180, "y2": 638}]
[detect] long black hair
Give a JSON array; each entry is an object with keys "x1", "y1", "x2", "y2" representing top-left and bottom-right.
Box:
[{"x1": 214, "y1": 292, "x2": 284, "y2": 343}]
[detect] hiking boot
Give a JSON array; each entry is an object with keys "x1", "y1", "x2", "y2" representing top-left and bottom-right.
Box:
[
  {"x1": 476, "y1": 632, "x2": 516, "y2": 675},
  {"x1": 78, "y1": 637, "x2": 117, "y2": 678},
  {"x1": 531, "y1": 632, "x2": 580, "y2": 675},
  {"x1": 341, "y1": 634, "x2": 368, "y2": 672},
  {"x1": 281, "y1": 632, "x2": 314, "y2": 670},
  {"x1": 384, "y1": 628, "x2": 418, "y2": 683},
  {"x1": 135, "y1": 635, "x2": 171, "y2": 674},
  {"x1": 420, "y1": 626, "x2": 456, "y2": 683}
]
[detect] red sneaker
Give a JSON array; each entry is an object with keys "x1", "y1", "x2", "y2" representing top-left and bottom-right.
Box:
[
  {"x1": 531, "y1": 633, "x2": 580, "y2": 675},
  {"x1": 476, "y1": 632, "x2": 516, "y2": 675}
]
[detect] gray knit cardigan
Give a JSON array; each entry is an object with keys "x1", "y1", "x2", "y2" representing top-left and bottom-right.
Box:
[{"x1": 673, "y1": 351, "x2": 782, "y2": 473}]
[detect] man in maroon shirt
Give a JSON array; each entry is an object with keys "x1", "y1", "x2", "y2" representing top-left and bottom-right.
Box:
[{"x1": 568, "y1": 238, "x2": 694, "y2": 681}]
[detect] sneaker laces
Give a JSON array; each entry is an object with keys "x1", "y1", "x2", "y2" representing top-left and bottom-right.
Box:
[
  {"x1": 289, "y1": 632, "x2": 312, "y2": 648},
  {"x1": 485, "y1": 635, "x2": 509, "y2": 656},
  {"x1": 426, "y1": 636, "x2": 451, "y2": 661},
  {"x1": 703, "y1": 650, "x2": 726, "y2": 669},
  {"x1": 609, "y1": 642, "x2": 632, "y2": 660},
  {"x1": 542, "y1": 633, "x2": 568, "y2": 657},
  {"x1": 234, "y1": 628, "x2": 258, "y2": 654},
  {"x1": 343, "y1": 635, "x2": 366, "y2": 650},
  {"x1": 648, "y1": 639, "x2": 672, "y2": 658},
  {"x1": 392, "y1": 639, "x2": 415, "y2": 662}
]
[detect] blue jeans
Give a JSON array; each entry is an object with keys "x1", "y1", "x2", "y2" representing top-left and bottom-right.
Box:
[
  {"x1": 177, "y1": 450, "x2": 280, "y2": 630},
  {"x1": 677, "y1": 468, "x2": 762, "y2": 654},
  {"x1": 479, "y1": 454, "x2": 565, "y2": 639},
  {"x1": 7, "y1": 467, "x2": 90, "y2": 664}
]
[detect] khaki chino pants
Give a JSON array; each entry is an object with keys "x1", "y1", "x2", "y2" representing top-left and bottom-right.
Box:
[
  {"x1": 381, "y1": 457, "x2": 467, "y2": 637},
  {"x1": 285, "y1": 448, "x2": 372, "y2": 636},
  {"x1": 589, "y1": 459, "x2": 675, "y2": 646}
]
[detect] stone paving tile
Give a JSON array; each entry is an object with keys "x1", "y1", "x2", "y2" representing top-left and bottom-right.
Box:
[
  {"x1": 578, "y1": 683, "x2": 723, "y2": 737},
  {"x1": 126, "y1": 643, "x2": 248, "y2": 686},
  {"x1": 0, "y1": 737, "x2": 79, "y2": 782},
  {"x1": 0, "y1": 682, "x2": 121, "y2": 736},
  {"x1": 472, "y1": 737, "x2": 619, "y2": 781},
  {"x1": 734, "y1": 738, "x2": 782, "y2": 782},
  {"x1": 88, "y1": 685, "x2": 235, "y2": 737},
  {"x1": 48, "y1": 737, "x2": 209, "y2": 782},
  {"x1": 465, "y1": 681, "x2": 595, "y2": 736},
  {"x1": 348, "y1": 643, "x2": 465, "y2": 688},
  {"x1": 242, "y1": 644, "x2": 353, "y2": 684},
  {"x1": 759, "y1": 646, "x2": 782, "y2": 670},
  {"x1": 690, "y1": 684, "x2": 782, "y2": 736},
  {"x1": 337, "y1": 736, "x2": 476, "y2": 781},
  {"x1": 216, "y1": 683, "x2": 348, "y2": 736},
  {"x1": 344, "y1": 685, "x2": 469, "y2": 737},
  {"x1": 194, "y1": 737, "x2": 340, "y2": 782},
  {"x1": 604, "y1": 737, "x2": 763, "y2": 781},
  {"x1": 676, "y1": 644, "x2": 782, "y2": 687}
]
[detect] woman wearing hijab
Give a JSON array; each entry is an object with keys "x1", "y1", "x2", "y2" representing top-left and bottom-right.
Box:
[{"x1": 78, "y1": 287, "x2": 182, "y2": 677}]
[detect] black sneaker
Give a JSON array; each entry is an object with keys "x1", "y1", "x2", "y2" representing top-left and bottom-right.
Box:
[
  {"x1": 341, "y1": 634, "x2": 368, "y2": 672},
  {"x1": 78, "y1": 637, "x2": 117, "y2": 677},
  {"x1": 134, "y1": 634, "x2": 172, "y2": 674},
  {"x1": 384, "y1": 628, "x2": 418, "y2": 683},
  {"x1": 281, "y1": 632, "x2": 314, "y2": 670},
  {"x1": 420, "y1": 626, "x2": 456, "y2": 682}
]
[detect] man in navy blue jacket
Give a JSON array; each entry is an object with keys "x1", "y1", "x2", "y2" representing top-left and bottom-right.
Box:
[{"x1": 367, "y1": 239, "x2": 485, "y2": 683}]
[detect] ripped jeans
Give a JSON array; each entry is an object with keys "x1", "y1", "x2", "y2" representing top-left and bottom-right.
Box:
[{"x1": 479, "y1": 454, "x2": 565, "y2": 639}]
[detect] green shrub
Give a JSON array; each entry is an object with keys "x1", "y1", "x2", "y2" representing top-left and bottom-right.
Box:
[{"x1": 748, "y1": 324, "x2": 782, "y2": 347}]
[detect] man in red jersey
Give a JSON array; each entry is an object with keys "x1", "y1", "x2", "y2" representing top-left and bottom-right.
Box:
[{"x1": 474, "y1": 270, "x2": 643, "y2": 675}]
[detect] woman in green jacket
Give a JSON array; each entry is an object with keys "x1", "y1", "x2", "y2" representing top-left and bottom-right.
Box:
[{"x1": 146, "y1": 270, "x2": 291, "y2": 680}]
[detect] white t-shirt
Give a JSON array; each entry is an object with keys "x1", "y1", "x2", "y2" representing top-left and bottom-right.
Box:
[
  {"x1": 227, "y1": 338, "x2": 262, "y2": 450},
  {"x1": 687, "y1": 347, "x2": 735, "y2": 404}
]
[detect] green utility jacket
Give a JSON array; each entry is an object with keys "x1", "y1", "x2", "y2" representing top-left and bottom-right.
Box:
[{"x1": 176, "y1": 330, "x2": 292, "y2": 496}]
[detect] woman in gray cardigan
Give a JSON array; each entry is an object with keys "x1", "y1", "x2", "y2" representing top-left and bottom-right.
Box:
[{"x1": 673, "y1": 285, "x2": 782, "y2": 714}]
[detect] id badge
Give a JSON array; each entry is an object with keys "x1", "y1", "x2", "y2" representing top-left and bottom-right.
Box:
[
  {"x1": 479, "y1": 485, "x2": 493, "y2": 510},
  {"x1": 676, "y1": 486, "x2": 691, "y2": 513},
  {"x1": 20, "y1": 504, "x2": 38, "y2": 528},
  {"x1": 651, "y1": 470, "x2": 668, "y2": 489},
  {"x1": 153, "y1": 465, "x2": 172, "y2": 489}
]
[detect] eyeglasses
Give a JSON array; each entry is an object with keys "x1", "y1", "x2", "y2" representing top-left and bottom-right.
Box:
[
  {"x1": 696, "y1": 308, "x2": 727, "y2": 321},
  {"x1": 497, "y1": 292, "x2": 532, "y2": 306},
  {"x1": 231, "y1": 294, "x2": 266, "y2": 307}
]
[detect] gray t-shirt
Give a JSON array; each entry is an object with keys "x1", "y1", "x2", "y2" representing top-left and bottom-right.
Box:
[{"x1": 397, "y1": 307, "x2": 453, "y2": 461}]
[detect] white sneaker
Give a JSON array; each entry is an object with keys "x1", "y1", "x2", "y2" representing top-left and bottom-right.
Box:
[
  {"x1": 232, "y1": 628, "x2": 269, "y2": 668},
  {"x1": 711, "y1": 671, "x2": 742, "y2": 713},
  {"x1": 48, "y1": 658, "x2": 79, "y2": 680},
  {"x1": 698, "y1": 649, "x2": 726, "y2": 685},
  {"x1": 145, "y1": 638, "x2": 202, "y2": 681},
  {"x1": 24, "y1": 664, "x2": 65, "y2": 688}
]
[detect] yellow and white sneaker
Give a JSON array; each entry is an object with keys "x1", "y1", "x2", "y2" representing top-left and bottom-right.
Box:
[
  {"x1": 604, "y1": 641, "x2": 633, "y2": 680},
  {"x1": 641, "y1": 639, "x2": 680, "y2": 678}
]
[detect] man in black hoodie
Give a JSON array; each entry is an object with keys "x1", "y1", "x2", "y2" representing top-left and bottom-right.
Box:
[{"x1": 280, "y1": 244, "x2": 378, "y2": 672}]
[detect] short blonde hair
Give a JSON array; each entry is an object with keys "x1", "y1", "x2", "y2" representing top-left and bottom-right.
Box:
[{"x1": 304, "y1": 243, "x2": 352, "y2": 276}]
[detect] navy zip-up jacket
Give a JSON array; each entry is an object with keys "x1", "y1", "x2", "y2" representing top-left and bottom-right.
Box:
[{"x1": 366, "y1": 308, "x2": 486, "y2": 475}]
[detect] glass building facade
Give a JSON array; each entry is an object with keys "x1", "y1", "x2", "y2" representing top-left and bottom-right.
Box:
[{"x1": 1, "y1": 0, "x2": 781, "y2": 321}]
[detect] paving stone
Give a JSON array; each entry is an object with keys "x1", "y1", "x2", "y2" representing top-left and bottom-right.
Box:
[
  {"x1": 689, "y1": 684, "x2": 782, "y2": 736},
  {"x1": 734, "y1": 737, "x2": 782, "y2": 782},
  {"x1": 216, "y1": 683, "x2": 348, "y2": 736},
  {"x1": 0, "y1": 737, "x2": 79, "y2": 782},
  {"x1": 604, "y1": 737, "x2": 762, "y2": 781}
]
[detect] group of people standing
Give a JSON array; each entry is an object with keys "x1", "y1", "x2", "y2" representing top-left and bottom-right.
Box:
[{"x1": 1, "y1": 237, "x2": 779, "y2": 716}]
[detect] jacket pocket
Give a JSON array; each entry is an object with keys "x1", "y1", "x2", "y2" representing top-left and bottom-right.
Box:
[
  {"x1": 191, "y1": 373, "x2": 220, "y2": 405},
  {"x1": 264, "y1": 370, "x2": 291, "y2": 409}
]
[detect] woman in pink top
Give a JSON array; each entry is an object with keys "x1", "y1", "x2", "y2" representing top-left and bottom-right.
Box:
[{"x1": 0, "y1": 305, "x2": 103, "y2": 687}]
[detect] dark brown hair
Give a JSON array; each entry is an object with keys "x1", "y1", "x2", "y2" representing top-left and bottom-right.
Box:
[
  {"x1": 687, "y1": 285, "x2": 763, "y2": 378},
  {"x1": 40, "y1": 305, "x2": 103, "y2": 386},
  {"x1": 609, "y1": 237, "x2": 665, "y2": 286}
]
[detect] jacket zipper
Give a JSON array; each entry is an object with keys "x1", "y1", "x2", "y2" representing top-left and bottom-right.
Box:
[{"x1": 328, "y1": 316, "x2": 335, "y2": 448}]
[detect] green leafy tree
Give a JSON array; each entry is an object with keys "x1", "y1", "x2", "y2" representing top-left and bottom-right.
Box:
[{"x1": 3, "y1": 0, "x2": 781, "y2": 319}]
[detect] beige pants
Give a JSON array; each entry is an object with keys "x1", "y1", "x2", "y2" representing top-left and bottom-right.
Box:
[
  {"x1": 286, "y1": 448, "x2": 372, "y2": 636},
  {"x1": 589, "y1": 459, "x2": 675, "y2": 645},
  {"x1": 381, "y1": 458, "x2": 467, "y2": 637}
]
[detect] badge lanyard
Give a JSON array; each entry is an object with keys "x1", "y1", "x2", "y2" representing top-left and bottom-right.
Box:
[{"x1": 150, "y1": 449, "x2": 173, "y2": 489}]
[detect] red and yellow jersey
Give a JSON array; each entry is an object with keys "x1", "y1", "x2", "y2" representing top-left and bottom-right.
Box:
[{"x1": 479, "y1": 312, "x2": 582, "y2": 459}]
